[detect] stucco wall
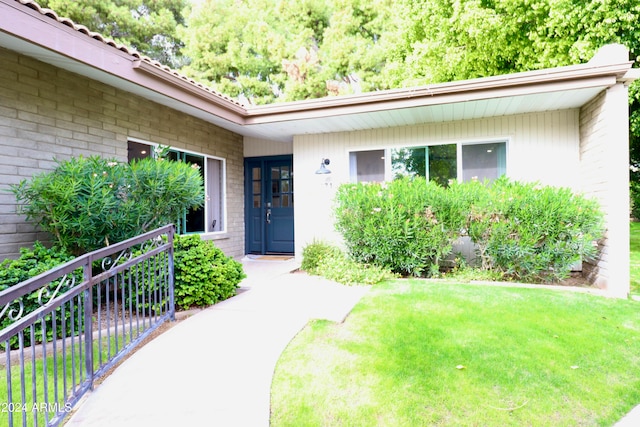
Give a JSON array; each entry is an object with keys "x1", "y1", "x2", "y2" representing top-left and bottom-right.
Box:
[
  {"x1": 0, "y1": 47, "x2": 245, "y2": 260},
  {"x1": 293, "y1": 110, "x2": 581, "y2": 260},
  {"x1": 579, "y1": 85, "x2": 631, "y2": 296}
]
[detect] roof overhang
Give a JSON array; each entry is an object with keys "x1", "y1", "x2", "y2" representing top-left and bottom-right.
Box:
[{"x1": 1, "y1": 0, "x2": 637, "y2": 143}]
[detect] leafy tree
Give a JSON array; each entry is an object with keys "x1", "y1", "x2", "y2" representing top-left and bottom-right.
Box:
[
  {"x1": 38, "y1": 0, "x2": 189, "y2": 68},
  {"x1": 386, "y1": 0, "x2": 639, "y2": 85},
  {"x1": 318, "y1": 0, "x2": 399, "y2": 94},
  {"x1": 179, "y1": 0, "x2": 330, "y2": 103},
  {"x1": 179, "y1": 0, "x2": 398, "y2": 103}
]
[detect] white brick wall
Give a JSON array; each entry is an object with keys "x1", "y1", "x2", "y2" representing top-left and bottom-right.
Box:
[
  {"x1": 579, "y1": 84, "x2": 631, "y2": 296},
  {"x1": 0, "y1": 47, "x2": 245, "y2": 260}
]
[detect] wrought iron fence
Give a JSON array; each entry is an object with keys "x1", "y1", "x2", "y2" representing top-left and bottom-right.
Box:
[{"x1": 0, "y1": 224, "x2": 175, "y2": 427}]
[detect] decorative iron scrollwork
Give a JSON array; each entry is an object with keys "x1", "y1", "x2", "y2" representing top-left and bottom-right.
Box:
[
  {"x1": 0, "y1": 298, "x2": 24, "y2": 322},
  {"x1": 140, "y1": 236, "x2": 164, "y2": 253},
  {"x1": 37, "y1": 273, "x2": 76, "y2": 307},
  {"x1": 101, "y1": 248, "x2": 133, "y2": 271}
]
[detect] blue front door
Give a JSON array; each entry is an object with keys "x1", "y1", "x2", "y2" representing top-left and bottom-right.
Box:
[{"x1": 245, "y1": 156, "x2": 294, "y2": 254}]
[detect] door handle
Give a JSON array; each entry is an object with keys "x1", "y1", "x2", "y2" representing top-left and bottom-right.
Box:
[{"x1": 266, "y1": 209, "x2": 271, "y2": 224}]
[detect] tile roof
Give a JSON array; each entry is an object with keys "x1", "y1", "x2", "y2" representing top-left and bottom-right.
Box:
[{"x1": 14, "y1": 0, "x2": 245, "y2": 107}]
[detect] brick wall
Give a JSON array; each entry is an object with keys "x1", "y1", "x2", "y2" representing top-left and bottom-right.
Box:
[{"x1": 0, "y1": 47, "x2": 245, "y2": 260}]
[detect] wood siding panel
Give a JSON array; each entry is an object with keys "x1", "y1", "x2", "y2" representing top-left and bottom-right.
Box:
[{"x1": 293, "y1": 110, "x2": 581, "y2": 257}]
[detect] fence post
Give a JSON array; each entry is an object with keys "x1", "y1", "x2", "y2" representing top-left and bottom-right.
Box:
[
  {"x1": 168, "y1": 225, "x2": 175, "y2": 322},
  {"x1": 83, "y1": 259, "x2": 94, "y2": 389}
]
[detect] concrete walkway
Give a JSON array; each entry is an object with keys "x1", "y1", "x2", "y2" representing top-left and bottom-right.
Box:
[{"x1": 64, "y1": 256, "x2": 370, "y2": 427}]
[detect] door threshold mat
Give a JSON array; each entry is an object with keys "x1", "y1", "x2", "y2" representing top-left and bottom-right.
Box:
[{"x1": 249, "y1": 255, "x2": 294, "y2": 261}]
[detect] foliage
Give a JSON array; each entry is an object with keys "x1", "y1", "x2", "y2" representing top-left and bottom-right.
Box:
[
  {"x1": 11, "y1": 155, "x2": 204, "y2": 255},
  {"x1": 334, "y1": 178, "x2": 604, "y2": 282},
  {"x1": 177, "y1": 0, "x2": 639, "y2": 103},
  {"x1": 630, "y1": 221, "x2": 640, "y2": 295},
  {"x1": 179, "y1": 0, "x2": 399, "y2": 104},
  {"x1": 442, "y1": 258, "x2": 505, "y2": 283},
  {"x1": 300, "y1": 239, "x2": 343, "y2": 272},
  {"x1": 461, "y1": 178, "x2": 604, "y2": 282},
  {"x1": 0, "y1": 243, "x2": 80, "y2": 349},
  {"x1": 301, "y1": 240, "x2": 396, "y2": 285},
  {"x1": 173, "y1": 235, "x2": 245, "y2": 310},
  {"x1": 386, "y1": 0, "x2": 640, "y2": 85},
  {"x1": 126, "y1": 155, "x2": 205, "y2": 236},
  {"x1": 180, "y1": 0, "x2": 640, "y2": 215},
  {"x1": 38, "y1": 0, "x2": 189, "y2": 68},
  {"x1": 335, "y1": 178, "x2": 461, "y2": 277},
  {"x1": 39, "y1": 1, "x2": 640, "y2": 208},
  {"x1": 12, "y1": 156, "x2": 125, "y2": 255},
  {"x1": 315, "y1": 253, "x2": 397, "y2": 286}
]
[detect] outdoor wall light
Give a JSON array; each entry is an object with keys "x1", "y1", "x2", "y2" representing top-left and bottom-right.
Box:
[{"x1": 315, "y1": 158, "x2": 331, "y2": 174}]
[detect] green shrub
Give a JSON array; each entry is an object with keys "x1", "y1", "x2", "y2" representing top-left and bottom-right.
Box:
[
  {"x1": 301, "y1": 239, "x2": 343, "y2": 273},
  {"x1": 173, "y1": 235, "x2": 246, "y2": 310},
  {"x1": 334, "y1": 177, "x2": 605, "y2": 283},
  {"x1": 317, "y1": 254, "x2": 397, "y2": 285},
  {"x1": 334, "y1": 177, "x2": 460, "y2": 277},
  {"x1": 631, "y1": 181, "x2": 640, "y2": 220},
  {"x1": 472, "y1": 178, "x2": 604, "y2": 282},
  {"x1": 0, "y1": 243, "x2": 80, "y2": 349},
  {"x1": 302, "y1": 241, "x2": 396, "y2": 285},
  {"x1": 11, "y1": 154, "x2": 204, "y2": 255}
]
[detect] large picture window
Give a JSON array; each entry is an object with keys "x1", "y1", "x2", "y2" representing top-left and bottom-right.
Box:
[
  {"x1": 127, "y1": 140, "x2": 225, "y2": 235},
  {"x1": 351, "y1": 141, "x2": 506, "y2": 185}
]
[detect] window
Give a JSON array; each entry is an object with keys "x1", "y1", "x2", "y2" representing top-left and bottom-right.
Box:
[
  {"x1": 392, "y1": 144, "x2": 457, "y2": 186},
  {"x1": 461, "y1": 142, "x2": 506, "y2": 182},
  {"x1": 127, "y1": 140, "x2": 225, "y2": 234},
  {"x1": 349, "y1": 149, "x2": 385, "y2": 183},
  {"x1": 351, "y1": 141, "x2": 506, "y2": 185},
  {"x1": 270, "y1": 164, "x2": 293, "y2": 208}
]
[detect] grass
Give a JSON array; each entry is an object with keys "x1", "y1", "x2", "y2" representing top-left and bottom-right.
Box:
[{"x1": 271, "y1": 281, "x2": 640, "y2": 426}]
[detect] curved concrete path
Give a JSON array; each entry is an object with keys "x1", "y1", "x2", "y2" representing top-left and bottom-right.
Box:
[{"x1": 64, "y1": 257, "x2": 370, "y2": 427}]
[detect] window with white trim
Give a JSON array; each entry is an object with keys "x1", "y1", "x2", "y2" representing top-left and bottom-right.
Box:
[
  {"x1": 127, "y1": 140, "x2": 225, "y2": 234},
  {"x1": 350, "y1": 141, "x2": 506, "y2": 185},
  {"x1": 349, "y1": 149, "x2": 385, "y2": 183}
]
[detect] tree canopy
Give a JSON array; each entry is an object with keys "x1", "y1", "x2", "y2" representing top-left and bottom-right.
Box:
[
  {"x1": 178, "y1": 0, "x2": 401, "y2": 104},
  {"x1": 38, "y1": 0, "x2": 189, "y2": 68},
  {"x1": 179, "y1": 0, "x2": 639, "y2": 104}
]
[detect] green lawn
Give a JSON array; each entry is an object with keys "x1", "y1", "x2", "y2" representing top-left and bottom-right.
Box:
[{"x1": 271, "y1": 281, "x2": 640, "y2": 426}]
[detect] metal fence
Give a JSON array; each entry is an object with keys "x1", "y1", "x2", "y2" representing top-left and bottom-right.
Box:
[{"x1": 0, "y1": 224, "x2": 175, "y2": 427}]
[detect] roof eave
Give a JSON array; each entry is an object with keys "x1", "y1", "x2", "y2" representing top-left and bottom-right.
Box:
[
  {"x1": 132, "y1": 59, "x2": 247, "y2": 117},
  {"x1": 243, "y1": 73, "x2": 621, "y2": 125}
]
